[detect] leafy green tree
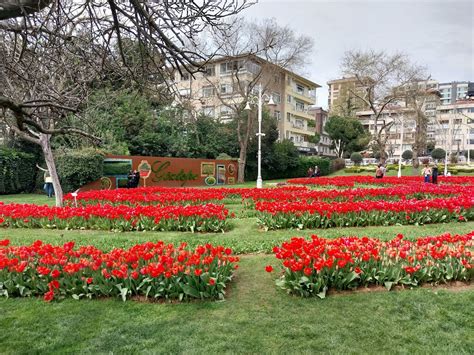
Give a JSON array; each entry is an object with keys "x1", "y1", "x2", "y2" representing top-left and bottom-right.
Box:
[
  {"x1": 324, "y1": 116, "x2": 370, "y2": 158},
  {"x1": 431, "y1": 148, "x2": 446, "y2": 161},
  {"x1": 350, "y1": 152, "x2": 363, "y2": 165},
  {"x1": 187, "y1": 115, "x2": 239, "y2": 159},
  {"x1": 402, "y1": 150, "x2": 413, "y2": 160},
  {"x1": 308, "y1": 132, "x2": 321, "y2": 144}
]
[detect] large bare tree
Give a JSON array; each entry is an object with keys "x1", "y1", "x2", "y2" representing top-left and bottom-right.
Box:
[
  {"x1": 341, "y1": 50, "x2": 426, "y2": 161},
  {"x1": 397, "y1": 80, "x2": 439, "y2": 168},
  {"x1": 0, "y1": 0, "x2": 254, "y2": 205},
  {"x1": 187, "y1": 17, "x2": 314, "y2": 183}
]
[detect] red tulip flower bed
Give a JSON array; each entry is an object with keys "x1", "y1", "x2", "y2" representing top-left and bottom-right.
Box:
[
  {"x1": 244, "y1": 183, "x2": 472, "y2": 204},
  {"x1": 0, "y1": 202, "x2": 230, "y2": 232},
  {"x1": 64, "y1": 186, "x2": 308, "y2": 206},
  {"x1": 268, "y1": 232, "x2": 473, "y2": 298},
  {"x1": 256, "y1": 196, "x2": 474, "y2": 229},
  {"x1": 287, "y1": 175, "x2": 474, "y2": 188},
  {"x1": 0, "y1": 239, "x2": 239, "y2": 302}
]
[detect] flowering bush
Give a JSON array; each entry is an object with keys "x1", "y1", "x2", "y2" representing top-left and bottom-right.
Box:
[
  {"x1": 269, "y1": 232, "x2": 473, "y2": 298},
  {"x1": 256, "y1": 196, "x2": 474, "y2": 229},
  {"x1": 0, "y1": 202, "x2": 230, "y2": 232},
  {"x1": 0, "y1": 239, "x2": 239, "y2": 302}
]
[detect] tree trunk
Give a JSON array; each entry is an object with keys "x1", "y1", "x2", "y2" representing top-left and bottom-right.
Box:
[
  {"x1": 39, "y1": 133, "x2": 63, "y2": 207},
  {"x1": 236, "y1": 110, "x2": 254, "y2": 184},
  {"x1": 237, "y1": 145, "x2": 247, "y2": 184}
]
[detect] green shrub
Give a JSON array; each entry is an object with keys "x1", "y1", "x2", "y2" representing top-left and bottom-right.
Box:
[
  {"x1": 103, "y1": 161, "x2": 132, "y2": 176},
  {"x1": 431, "y1": 148, "x2": 446, "y2": 160},
  {"x1": 350, "y1": 152, "x2": 363, "y2": 165},
  {"x1": 0, "y1": 148, "x2": 37, "y2": 194},
  {"x1": 295, "y1": 157, "x2": 331, "y2": 177},
  {"x1": 249, "y1": 156, "x2": 331, "y2": 180},
  {"x1": 330, "y1": 158, "x2": 346, "y2": 173},
  {"x1": 56, "y1": 148, "x2": 105, "y2": 192},
  {"x1": 402, "y1": 150, "x2": 413, "y2": 160}
]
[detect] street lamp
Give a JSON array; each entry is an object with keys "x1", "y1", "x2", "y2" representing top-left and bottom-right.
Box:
[
  {"x1": 397, "y1": 116, "x2": 404, "y2": 178},
  {"x1": 244, "y1": 83, "x2": 276, "y2": 188}
]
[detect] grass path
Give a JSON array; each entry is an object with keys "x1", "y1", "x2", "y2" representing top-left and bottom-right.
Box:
[
  {"x1": 1, "y1": 193, "x2": 473, "y2": 353},
  {"x1": 1, "y1": 254, "x2": 473, "y2": 353}
]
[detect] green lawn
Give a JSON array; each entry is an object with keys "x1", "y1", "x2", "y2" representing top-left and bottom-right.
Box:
[{"x1": 1, "y1": 193, "x2": 473, "y2": 353}]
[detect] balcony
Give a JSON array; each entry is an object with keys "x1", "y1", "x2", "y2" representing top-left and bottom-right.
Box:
[
  {"x1": 287, "y1": 85, "x2": 316, "y2": 104},
  {"x1": 287, "y1": 125, "x2": 315, "y2": 136},
  {"x1": 294, "y1": 141, "x2": 316, "y2": 148},
  {"x1": 287, "y1": 105, "x2": 314, "y2": 120}
]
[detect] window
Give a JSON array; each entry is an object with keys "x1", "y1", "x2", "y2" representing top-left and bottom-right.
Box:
[
  {"x1": 246, "y1": 61, "x2": 261, "y2": 74},
  {"x1": 294, "y1": 119, "x2": 304, "y2": 128},
  {"x1": 220, "y1": 105, "x2": 232, "y2": 116},
  {"x1": 202, "y1": 86, "x2": 215, "y2": 97},
  {"x1": 220, "y1": 61, "x2": 243, "y2": 74},
  {"x1": 287, "y1": 113, "x2": 291, "y2": 122},
  {"x1": 274, "y1": 111, "x2": 281, "y2": 120},
  {"x1": 273, "y1": 93, "x2": 281, "y2": 104},
  {"x1": 296, "y1": 84, "x2": 305, "y2": 95},
  {"x1": 204, "y1": 65, "x2": 215, "y2": 77},
  {"x1": 287, "y1": 95, "x2": 292, "y2": 103},
  {"x1": 202, "y1": 106, "x2": 215, "y2": 117},
  {"x1": 181, "y1": 72, "x2": 190, "y2": 81},
  {"x1": 295, "y1": 101, "x2": 305, "y2": 112},
  {"x1": 220, "y1": 84, "x2": 233, "y2": 95},
  {"x1": 274, "y1": 75, "x2": 281, "y2": 84}
]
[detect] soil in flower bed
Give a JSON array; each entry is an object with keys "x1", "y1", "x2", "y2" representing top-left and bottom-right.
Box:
[{"x1": 326, "y1": 280, "x2": 473, "y2": 297}]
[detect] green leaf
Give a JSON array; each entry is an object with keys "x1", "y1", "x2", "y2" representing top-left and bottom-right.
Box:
[
  {"x1": 384, "y1": 281, "x2": 394, "y2": 291},
  {"x1": 120, "y1": 287, "x2": 128, "y2": 302},
  {"x1": 316, "y1": 286, "x2": 327, "y2": 299},
  {"x1": 182, "y1": 284, "x2": 200, "y2": 298}
]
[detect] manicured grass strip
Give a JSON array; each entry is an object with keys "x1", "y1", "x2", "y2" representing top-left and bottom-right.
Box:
[
  {"x1": 0, "y1": 255, "x2": 473, "y2": 354},
  {"x1": 1, "y1": 219, "x2": 474, "y2": 254}
]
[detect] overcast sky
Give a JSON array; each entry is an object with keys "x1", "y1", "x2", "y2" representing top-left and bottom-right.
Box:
[{"x1": 244, "y1": 0, "x2": 474, "y2": 109}]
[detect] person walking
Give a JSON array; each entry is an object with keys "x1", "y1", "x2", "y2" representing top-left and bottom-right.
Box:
[
  {"x1": 36, "y1": 164, "x2": 54, "y2": 197},
  {"x1": 422, "y1": 164, "x2": 432, "y2": 183}
]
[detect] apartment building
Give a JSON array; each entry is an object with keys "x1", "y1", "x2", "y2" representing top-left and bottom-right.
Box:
[
  {"x1": 174, "y1": 54, "x2": 321, "y2": 154},
  {"x1": 356, "y1": 106, "x2": 417, "y2": 158},
  {"x1": 434, "y1": 98, "x2": 474, "y2": 156},
  {"x1": 327, "y1": 77, "x2": 371, "y2": 116},
  {"x1": 344, "y1": 77, "x2": 474, "y2": 159},
  {"x1": 438, "y1": 81, "x2": 474, "y2": 105},
  {"x1": 308, "y1": 107, "x2": 337, "y2": 157}
]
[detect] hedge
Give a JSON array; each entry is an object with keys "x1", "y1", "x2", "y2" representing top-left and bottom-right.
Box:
[
  {"x1": 246, "y1": 156, "x2": 331, "y2": 180},
  {"x1": 103, "y1": 162, "x2": 132, "y2": 176},
  {"x1": 0, "y1": 148, "x2": 37, "y2": 194},
  {"x1": 55, "y1": 148, "x2": 105, "y2": 193}
]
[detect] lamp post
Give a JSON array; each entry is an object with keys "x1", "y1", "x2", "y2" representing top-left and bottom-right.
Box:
[
  {"x1": 244, "y1": 83, "x2": 276, "y2": 188},
  {"x1": 397, "y1": 116, "x2": 404, "y2": 178}
]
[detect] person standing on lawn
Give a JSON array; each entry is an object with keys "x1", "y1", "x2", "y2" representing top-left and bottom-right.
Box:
[
  {"x1": 431, "y1": 164, "x2": 439, "y2": 184},
  {"x1": 36, "y1": 164, "x2": 54, "y2": 197},
  {"x1": 422, "y1": 164, "x2": 432, "y2": 183}
]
